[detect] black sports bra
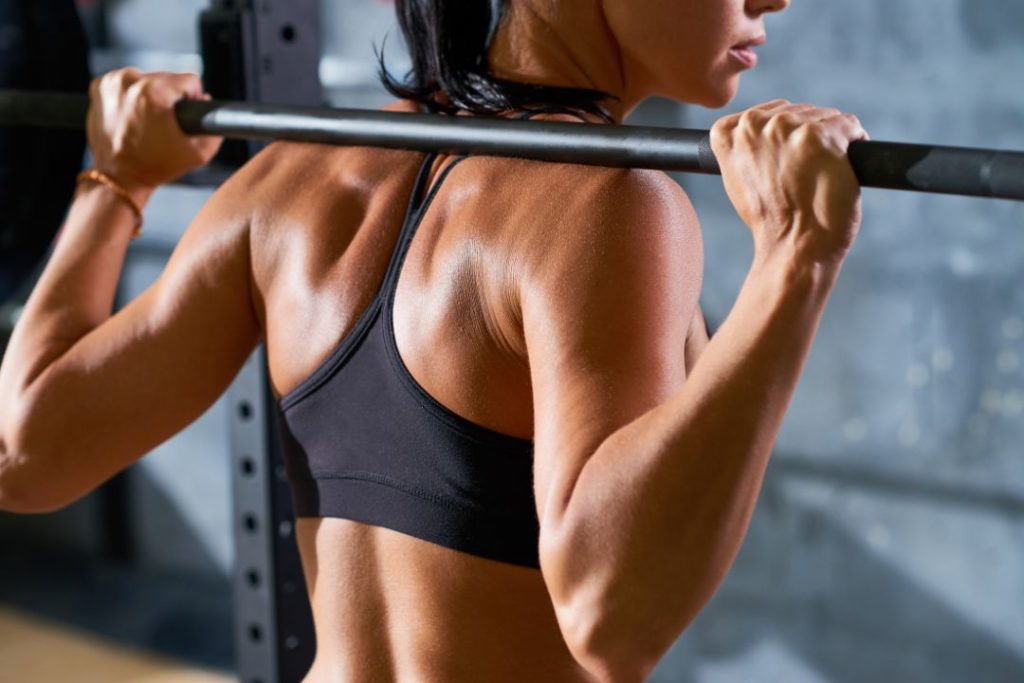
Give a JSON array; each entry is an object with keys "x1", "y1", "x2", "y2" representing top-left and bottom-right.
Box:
[{"x1": 274, "y1": 107, "x2": 588, "y2": 568}]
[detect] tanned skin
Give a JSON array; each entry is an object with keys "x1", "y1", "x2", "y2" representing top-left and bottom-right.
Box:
[{"x1": 0, "y1": 0, "x2": 872, "y2": 680}]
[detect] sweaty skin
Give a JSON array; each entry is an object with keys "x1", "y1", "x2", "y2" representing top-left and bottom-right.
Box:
[
  {"x1": 255, "y1": 133, "x2": 707, "y2": 681},
  {"x1": 0, "y1": 0, "x2": 877, "y2": 681}
]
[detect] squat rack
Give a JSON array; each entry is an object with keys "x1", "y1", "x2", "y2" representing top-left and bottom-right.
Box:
[
  {"x1": 15, "y1": 2, "x2": 1021, "y2": 681},
  {"x1": 201, "y1": 1, "x2": 319, "y2": 681}
]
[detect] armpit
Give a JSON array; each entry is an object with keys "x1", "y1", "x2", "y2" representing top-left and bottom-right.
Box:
[{"x1": 685, "y1": 306, "x2": 711, "y2": 372}]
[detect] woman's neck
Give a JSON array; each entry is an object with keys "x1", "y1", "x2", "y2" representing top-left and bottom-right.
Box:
[{"x1": 487, "y1": 2, "x2": 648, "y2": 123}]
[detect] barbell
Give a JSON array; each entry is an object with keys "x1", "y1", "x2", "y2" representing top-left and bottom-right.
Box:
[
  {"x1": 2, "y1": 90, "x2": 1024, "y2": 204},
  {"x1": 2, "y1": 84, "x2": 1024, "y2": 308}
]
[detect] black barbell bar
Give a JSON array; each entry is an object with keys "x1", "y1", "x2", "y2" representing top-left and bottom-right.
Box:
[{"x1": 2, "y1": 90, "x2": 1023, "y2": 201}]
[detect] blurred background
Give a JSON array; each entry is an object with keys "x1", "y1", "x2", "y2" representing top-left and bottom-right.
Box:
[{"x1": 0, "y1": 0, "x2": 1022, "y2": 681}]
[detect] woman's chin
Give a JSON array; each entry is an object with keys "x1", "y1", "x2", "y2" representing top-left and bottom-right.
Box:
[
  {"x1": 700, "y1": 78, "x2": 741, "y2": 109},
  {"x1": 664, "y1": 78, "x2": 739, "y2": 109}
]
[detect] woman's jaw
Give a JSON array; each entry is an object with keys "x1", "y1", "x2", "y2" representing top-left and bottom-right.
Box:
[{"x1": 487, "y1": 0, "x2": 784, "y2": 121}]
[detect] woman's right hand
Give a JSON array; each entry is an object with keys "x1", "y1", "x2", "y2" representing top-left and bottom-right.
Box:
[
  {"x1": 86, "y1": 68, "x2": 223, "y2": 199},
  {"x1": 710, "y1": 100, "x2": 870, "y2": 265}
]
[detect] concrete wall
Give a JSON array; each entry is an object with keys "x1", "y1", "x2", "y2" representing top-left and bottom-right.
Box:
[{"x1": 1, "y1": 1, "x2": 1021, "y2": 681}]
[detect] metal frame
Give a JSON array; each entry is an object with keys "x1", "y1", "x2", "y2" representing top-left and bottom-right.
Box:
[
  {"x1": 206, "y1": 0, "x2": 321, "y2": 681},
  {"x1": 230, "y1": 349, "x2": 316, "y2": 683}
]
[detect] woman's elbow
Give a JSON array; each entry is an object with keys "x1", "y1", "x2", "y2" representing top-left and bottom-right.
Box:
[
  {"x1": 0, "y1": 473, "x2": 77, "y2": 514},
  {"x1": 0, "y1": 431, "x2": 72, "y2": 514},
  {"x1": 0, "y1": 432, "x2": 19, "y2": 511},
  {"x1": 557, "y1": 603, "x2": 660, "y2": 683},
  {"x1": 542, "y1": 537, "x2": 661, "y2": 681},
  {"x1": 0, "y1": 444, "x2": 32, "y2": 513}
]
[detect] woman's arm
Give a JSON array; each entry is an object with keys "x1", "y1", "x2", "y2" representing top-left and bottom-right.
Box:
[
  {"x1": 0, "y1": 69, "x2": 259, "y2": 512},
  {"x1": 527, "y1": 102, "x2": 867, "y2": 682}
]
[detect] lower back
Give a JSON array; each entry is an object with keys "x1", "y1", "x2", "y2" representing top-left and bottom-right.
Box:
[{"x1": 296, "y1": 517, "x2": 593, "y2": 682}]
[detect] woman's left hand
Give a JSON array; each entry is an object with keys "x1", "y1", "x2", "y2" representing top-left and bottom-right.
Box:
[{"x1": 86, "y1": 68, "x2": 223, "y2": 196}]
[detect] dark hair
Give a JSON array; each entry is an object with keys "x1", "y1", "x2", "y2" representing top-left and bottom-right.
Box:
[{"x1": 378, "y1": 0, "x2": 616, "y2": 121}]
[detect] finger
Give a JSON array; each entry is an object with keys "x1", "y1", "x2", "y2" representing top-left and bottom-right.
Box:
[
  {"x1": 766, "y1": 106, "x2": 855, "y2": 143},
  {"x1": 770, "y1": 105, "x2": 840, "y2": 127},
  {"x1": 763, "y1": 100, "x2": 822, "y2": 119},
  {"x1": 167, "y1": 72, "x2": 207, "y2": 100},
  {"x1": 768, "y1": 103, "x2": 818, "y2": 126},
  {"x1": 751, "y1": 98, "x2": 791, "y2": 112},
  {"x1": 747, "y1": 102, "x2": 819, "y2": 133},
  {"x1": 817, "y1": 113, "x2": 871, "y2": 152},
  {"x1": 783, "y1": 103, "x2": 820, "y2": 115},
  {"x1": 713, "y1": 99, "x2": 793, "y2": 140},
  {"x1": 108, "y1": 67, "x2": 144, "y2": 94},
  {"x1": 803, "y1": 106, "x2": 846, "y2": 122},
  {"x1": 822, "y1": 112, "x2": 869, "y2": 142},
  {"x1": 760, "y1": 105, "x2": 818, "y2": 138},
  {"x1": 135, "y1": 72, "x2": 206, "y2": 109},
  {"x1": 725, "y1": 99, "x2": 792, "y2": 127}
]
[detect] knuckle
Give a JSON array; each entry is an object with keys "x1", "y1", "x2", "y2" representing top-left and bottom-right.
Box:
[
  {"x1": 113, "y1": 68, "x2": 134, "y2": 87},
  {"x1": 738, "y1": 109, "x2": 765, "y2": 129},
  {"x1": 777, "y1": 110, "x2": 802, "y2": 126},
  {"x1": 808, "y1": 121, "x2": 828, "y2": 137},
  {"x1": 794, "y1": 122, "x2": 823, "y2": 146},
  {"x1": 764, "y1": 110, "x2": 797, "y2": 136},
  {"x1": 132, "y1": 76, "x2": 165, "y2": 106},
  {"x1": 710, "y1": 121, "x2": 731, "y2": 148},
  {"x1": 137, "y1": 76, "x2": 158, "y2": 95},
  {"x1": 711, "y1": 115, "x2": 737, "y2": 136},
  {"x1": 762, "y1": 115, "x2": 783, "y2": 136}
]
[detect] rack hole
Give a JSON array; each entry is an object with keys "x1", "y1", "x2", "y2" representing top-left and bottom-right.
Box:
[{"x1": 240, "y1": 457, "x2": 256, "y2": 476}]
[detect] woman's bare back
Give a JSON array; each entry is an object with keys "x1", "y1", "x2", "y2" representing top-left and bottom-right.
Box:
[{"x1": 243, "y1": 103, "x2": 707, "y2": 680}]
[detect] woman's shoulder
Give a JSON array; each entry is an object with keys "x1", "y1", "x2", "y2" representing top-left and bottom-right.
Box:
[
  {"x1": 219, "y1": 117, "x2": 416, "y2": 210},
  {"x1": 503, "y1": 159, "x2": 701, "y2": 256}
]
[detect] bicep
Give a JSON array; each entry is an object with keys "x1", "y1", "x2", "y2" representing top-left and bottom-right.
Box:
[
  {"x1": 524, "y1": 171, "x2": 704, "y2": 539},
  {"x1": 12, "y1": 181, "x2": 261, "y2": 510}
]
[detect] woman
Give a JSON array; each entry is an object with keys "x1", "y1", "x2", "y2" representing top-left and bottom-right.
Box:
[{"x1": 0, "y1": 0, "x2": 868, "y2": 680}]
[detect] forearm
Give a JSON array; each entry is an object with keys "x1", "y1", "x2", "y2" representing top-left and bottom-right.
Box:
[
  {"x1": 551, "y1": 242, "x2": 843, "y2": 673},
  {"x1": 0, "y1": 183, "x2": 150, "y2": 433}
]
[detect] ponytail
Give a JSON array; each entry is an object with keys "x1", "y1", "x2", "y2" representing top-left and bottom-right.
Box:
[{"x1": 378, "y1": 0, "x2": 615, "y2": 121}]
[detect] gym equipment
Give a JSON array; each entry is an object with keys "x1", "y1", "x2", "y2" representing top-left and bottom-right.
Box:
[
  {"x1": 1, "y1": 91, "x2": 1023, "y2": 202},
  {"x1": 0, "y1": 0, "x2": 90, "y2": 305}
]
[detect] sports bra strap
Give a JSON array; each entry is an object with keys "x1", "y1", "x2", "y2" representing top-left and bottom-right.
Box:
[
  {"x1": 378, "y1": 103, "x2": 589, "y2": 299},
  {"x1": 380, "y1": 152, "x2": 468, "y2": 298}
]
